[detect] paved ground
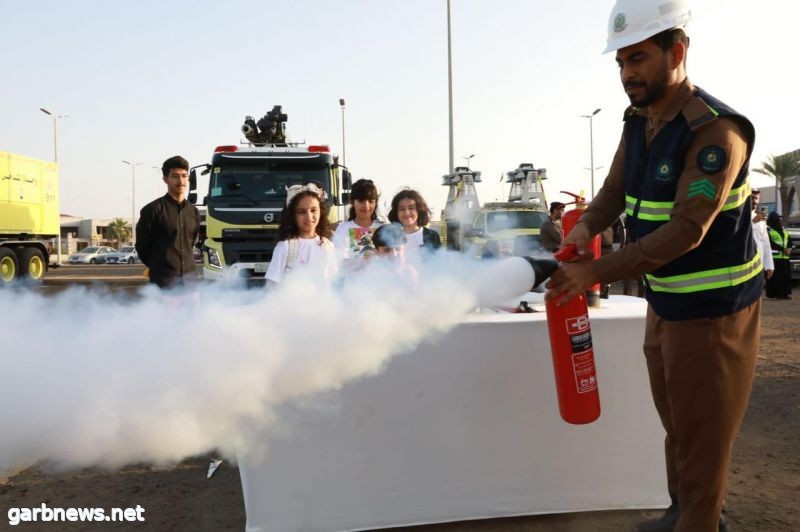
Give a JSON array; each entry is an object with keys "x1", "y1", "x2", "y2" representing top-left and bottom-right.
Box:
[{"x1": 2, "y1": 269, "x2": 797, "y2": 531}]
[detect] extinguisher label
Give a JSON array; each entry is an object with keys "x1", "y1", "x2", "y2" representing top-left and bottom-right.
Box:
[
  {"x1": 566, "y1": 315, "x2": 590, "y2": 335},
  {"x1": 569, "y1": 330, "x2": 592, "y2": 353},
  {"x1": 572, "y1": 348, "x2": 598, "y2": 393},
  {"x1": 566, "y1": 314, "x2": 597, "y2": 393}
]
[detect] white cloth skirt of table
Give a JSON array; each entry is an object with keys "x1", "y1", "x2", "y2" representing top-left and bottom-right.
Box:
[{"x1": 238, "y1": 295, "x2": 669, "y2": 531}]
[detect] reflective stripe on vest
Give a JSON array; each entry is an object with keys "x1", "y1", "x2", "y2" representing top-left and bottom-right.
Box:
[
  {"x1": 645, "y1": 252, "x2": 762, "y2": 294},
  {"x1": 768, "y1": 228, "x2": 790, "y2": 259},
  {"x1": 625, "y1": 182, "x2": 751, "y2": 222},
  {"x1": 625, "y1": 195, "x2": 673, "y2": 221}
]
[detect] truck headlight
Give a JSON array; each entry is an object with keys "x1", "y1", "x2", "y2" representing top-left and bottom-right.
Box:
[
  {"x1": 207, "y1": 248, "x2": 222, "y2": 269},
  {"x1": 499, "y1": 239, "x2": 515, "y2": 257}
]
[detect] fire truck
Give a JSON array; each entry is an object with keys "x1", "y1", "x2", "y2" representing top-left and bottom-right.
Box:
[{"x1": 188, "y1": 106, "x2": 351, "y2": 282}]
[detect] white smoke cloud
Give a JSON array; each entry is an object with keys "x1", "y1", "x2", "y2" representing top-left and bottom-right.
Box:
[{"x1": 0, "y1": 254, "x2": 536, "y2": 477}]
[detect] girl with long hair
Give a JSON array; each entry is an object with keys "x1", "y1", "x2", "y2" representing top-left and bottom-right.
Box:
[{"x1": 265, "y1": 184, "x2": 337, "y2": 286}]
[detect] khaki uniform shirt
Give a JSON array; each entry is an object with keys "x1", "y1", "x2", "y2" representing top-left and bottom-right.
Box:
[{"x1": 579, "y1": 79, "x2": 750, "y2": 284}]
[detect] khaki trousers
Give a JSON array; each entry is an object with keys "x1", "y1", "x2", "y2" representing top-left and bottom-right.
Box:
[{"x1": 643, "y1": 300, "x2": 760, "y2": 532}]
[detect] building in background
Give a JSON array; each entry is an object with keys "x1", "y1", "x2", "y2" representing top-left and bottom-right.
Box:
[{"x1": 58, "y1": 215, "x2": 134, "y2": 254}]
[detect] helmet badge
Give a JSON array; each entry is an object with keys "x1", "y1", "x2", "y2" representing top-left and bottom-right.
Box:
[{"x1": 613, "y1": 13, "x2": 627, "y2": 33}]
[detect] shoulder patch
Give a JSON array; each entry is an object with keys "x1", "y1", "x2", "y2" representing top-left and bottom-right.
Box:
[
  {"x1": 623, "y1": 106, "x2": 641, "y2": 121},
  {"x1": 682, "y1": 95, "x2": 720, "y2": 131},
  {"x1": 697, "y1": 145, "x2": 727, "y2": 174},
  {"x1": 687, "y1": 177, "x2": 717, "y2": 201}
]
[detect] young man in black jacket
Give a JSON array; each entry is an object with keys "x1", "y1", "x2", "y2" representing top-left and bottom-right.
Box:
[{"x1": 135, "y1": 155, "x2": 200, "y2": 288}]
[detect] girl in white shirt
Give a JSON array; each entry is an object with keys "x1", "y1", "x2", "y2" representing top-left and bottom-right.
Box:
[
  {"x1": 332, "y1": 179, "x2": 384, "y2": 272},
  {"x1": 387, "y1": 188, "x2": 441, "y2": 268},
  {"x1": 266, "y1": 184, "x2": 337, "y2": 286}
]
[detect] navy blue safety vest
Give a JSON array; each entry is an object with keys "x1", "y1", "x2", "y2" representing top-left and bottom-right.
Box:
[{"x1": 623, "y1": 88, "x2": 762, "y2": 320}]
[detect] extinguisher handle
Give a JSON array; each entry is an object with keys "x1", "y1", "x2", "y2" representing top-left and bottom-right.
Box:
[
  {"x1": 559, "y1": 190, "x2": 585, "y2": 205},
  {"x1": 554, "y1": 244, "x2": 579, "y2": 262}
]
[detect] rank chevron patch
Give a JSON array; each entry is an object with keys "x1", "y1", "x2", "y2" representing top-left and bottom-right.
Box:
[{"x1": 687, "y1": 177, "x2": 717, "y2": 201}]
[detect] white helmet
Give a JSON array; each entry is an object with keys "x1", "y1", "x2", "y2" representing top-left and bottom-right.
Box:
[{"x1": 603, "y1": 0, "x2": 691, "y2": 54}]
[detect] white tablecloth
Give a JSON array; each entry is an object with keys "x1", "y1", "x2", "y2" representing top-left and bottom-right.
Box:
[{"x1": 239, "y1": 295, "x2": 669, "y2": 531}]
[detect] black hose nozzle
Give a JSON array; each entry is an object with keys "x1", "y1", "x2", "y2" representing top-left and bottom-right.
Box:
[{"x1": 522, "y1": 257, "x2": 558, "y2": 289}]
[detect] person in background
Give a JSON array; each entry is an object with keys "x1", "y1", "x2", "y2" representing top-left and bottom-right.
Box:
[
  {"x1": 765, "y1": 211, "x2": 793, "y2": 299},
  {"x1": 136, "y1": 155, "x2": 199, "y2": 289},
  {"x1": 332, "y1": 179, "x2": 384, "y2": 272},
  {"x1": 387, "y1": 188, "x2": 441, "y2": 267},
  {"x1": 750, "y1": 189, "x2": 774, "y2": 283},
  {"x1": 265, "y1": 184, "x2": 337, "y2": 287},
  {"x1": 539, "y1": 202, "x2": 566, "y2": 252}
]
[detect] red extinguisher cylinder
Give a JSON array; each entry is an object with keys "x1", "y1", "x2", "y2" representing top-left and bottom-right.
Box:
[{"x1": 546, "y1": 245, "x2": 601, "y2": 424}]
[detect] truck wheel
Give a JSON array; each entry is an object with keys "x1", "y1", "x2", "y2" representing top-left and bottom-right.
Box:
[
  {"x1": 18, "y1": 247, "x2": 46, "y2": 283},
  {"x1": 0, "y1": 248, "x2": 19, "y2": 285}
]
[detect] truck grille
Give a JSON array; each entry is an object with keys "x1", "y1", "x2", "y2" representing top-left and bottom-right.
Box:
[{"x1": 514, "y1": 235, "x2": 545, "y2": 256}]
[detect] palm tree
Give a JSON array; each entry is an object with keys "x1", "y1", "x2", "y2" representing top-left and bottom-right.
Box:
[
  {"x1": 753, "y1": 151, "x2": 800, "y2": 219},
  {"x1": 107, "y1": 218, "x2": 131, "y2": 248}
]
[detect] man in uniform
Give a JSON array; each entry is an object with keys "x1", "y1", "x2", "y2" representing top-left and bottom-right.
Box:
[
  {"x1": 546, "y1": 1, "x2": 761, "y2": 530},
  {"x1": 540, "y1": 201, "x2": 566, "y2": 252},
  {"x1": 136, "y1": 155, "x2": 200, "y2": 289},
  {"x1": 750, "y1": 189, "x2": 775, "y2": 281}
]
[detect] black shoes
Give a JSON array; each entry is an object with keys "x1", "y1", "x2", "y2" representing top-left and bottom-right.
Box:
[
  {"x1": 636, "y1": 503, "x2": 680, "y2": 532},
  {"x1": 719, "y1": 512, "x2": 730, "y2": 532},
  {"x1": 636, "y1": 504, "x2": 731, "y2": 531}
]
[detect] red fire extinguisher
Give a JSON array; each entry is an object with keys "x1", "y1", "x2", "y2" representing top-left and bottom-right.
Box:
[
  {"x1": 545, "y1": 244, "x2": 601, "y2": 425},
  {"x1": 559, "y1": 191, "x2": 601, "y2": 308}
]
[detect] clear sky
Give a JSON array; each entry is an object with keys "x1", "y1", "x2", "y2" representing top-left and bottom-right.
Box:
[{"x1": 1, "y1": 0, "x2": 797, "y2": 220}]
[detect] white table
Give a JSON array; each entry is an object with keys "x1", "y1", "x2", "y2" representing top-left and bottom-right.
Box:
[{"x1": 238, "y1": 295, "x2": 669, "y2": 532}]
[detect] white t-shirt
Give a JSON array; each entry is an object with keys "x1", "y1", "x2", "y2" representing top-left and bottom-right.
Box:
[
  {"x1": 402, "y1": 227, "x2": 425, "y2": 267},
  {"x1": 751, "y1": 211, "x2": 774, "y2": 272},
  {"x1": 266, "y1": 237, "x2": 338, "y2": 284},
  {"x1": 332, "y1": 220, "x2": 384, "y2": 267}
]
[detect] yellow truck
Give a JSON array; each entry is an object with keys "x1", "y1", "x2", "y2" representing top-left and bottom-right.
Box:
[
  {"x1": 463, "y1": 202, "x2": 549, "y2": 258},
  {"x1": 0, "y1": 151, "x2": 59, "y2": 285}
]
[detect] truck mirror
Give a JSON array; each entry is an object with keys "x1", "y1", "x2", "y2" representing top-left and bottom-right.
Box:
[
  {"x1": 189, "y1": 169, "x2": 197, "y2": 191},
  {"x1": 342, "y1": 192, "x2": 350, "y2": 204},
  {"x1": 188, "y1": 192, "x2": 197, "y2": 205},
  {"x1": 202, "y1": 196, "x2": 208, "y2": 206},
  {"x1": 343, "y1": 170, "x2": 352, "y2": 190}
]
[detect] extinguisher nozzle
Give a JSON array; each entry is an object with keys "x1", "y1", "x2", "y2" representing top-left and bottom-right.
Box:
[{"x1": 523, "y1": 257, "x2": 558, "y2": 289}]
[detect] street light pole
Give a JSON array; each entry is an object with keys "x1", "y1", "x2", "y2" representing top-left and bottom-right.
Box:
[
  {"x1": 581, "y1": 108, "x2": 601, "y2": 198},
  {"x1": 339, "y1": 98, "x2": 347, "y2": 167},
  {"x1": 447, "y1": 0, "x2": 454, "y2": 173},
  {"x1": 39, "y1": 108, "x2": 67, "y2": 163},
  {"x1": 40, "y1": 107, "x2": 68, "y2": 265},
  {"x1": 122, "y1": 160, "x2": 144, "y2": 244},
  {"x1": 462, "y1": 154, "x2": 475, "y2": 169}
]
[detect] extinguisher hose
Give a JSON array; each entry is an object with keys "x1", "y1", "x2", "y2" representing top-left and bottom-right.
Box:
[{"x1": 522, "y1": 257, "x2": 558, "y2": 289}]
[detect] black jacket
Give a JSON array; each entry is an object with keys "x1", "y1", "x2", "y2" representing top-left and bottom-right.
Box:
[{"x1": 136, "y1": 194, "x2": 199, "y2": 287}]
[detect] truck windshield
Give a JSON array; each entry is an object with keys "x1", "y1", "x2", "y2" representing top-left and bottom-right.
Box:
[
  {"x1": 209, "y1": 161, "x2": 330, "y2": 203},
  {"x1": 487, "y1": 211, "x2": 548, "y2": 232}
]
